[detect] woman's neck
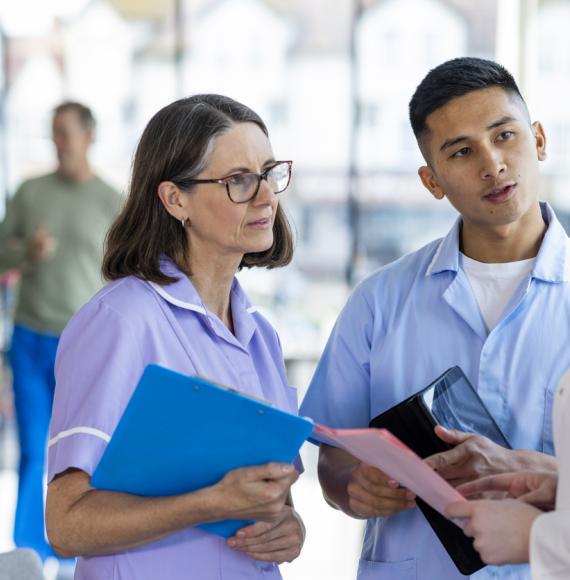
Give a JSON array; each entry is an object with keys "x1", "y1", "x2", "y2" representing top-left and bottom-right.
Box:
[{"x1": 188, "y1": 252, "x2": 242, "y2": 332}]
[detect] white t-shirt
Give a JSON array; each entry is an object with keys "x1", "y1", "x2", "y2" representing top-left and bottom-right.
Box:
[{"x1": 461, "y1": 253, "x2": 535, "y2": 332}]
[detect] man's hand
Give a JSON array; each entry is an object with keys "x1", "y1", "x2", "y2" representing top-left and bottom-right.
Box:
[
  {"x1": 446, "y1": 498, "x2": 541, "y2": 565},
  {"x1": 457, "y1": 471, "x2": 558, "y2": 510},
  {"x1": 227, "y1": 505, "x2": 305, "y2": 563},
  {"x1": 425, "y1": 426, "x2": 523, "y2": 486},
  {"x1": 28, "y1": 226, "x2": 56, "y2": 262},
  {"x1": 346, "y1": 463, "x2": 416, "y2": 519}
]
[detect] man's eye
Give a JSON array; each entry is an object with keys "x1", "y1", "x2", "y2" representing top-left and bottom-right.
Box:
[
  {"x1": 498, "y1": 131, "x2": 514, "y2": 141},
  {"x1": 451, "y1": 147, "x2": 470, "y2": 158}
]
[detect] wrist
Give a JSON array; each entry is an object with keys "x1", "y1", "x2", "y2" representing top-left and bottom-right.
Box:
[
  {"x1": 188, "y1": 483, "x2": 228, "y2": 524},
  {"x1": 336, "y1": 464, "x2": 361, "y2": 516},
  {"x1": 512, "y1": 450, "x2": 556, "y2": 473}
]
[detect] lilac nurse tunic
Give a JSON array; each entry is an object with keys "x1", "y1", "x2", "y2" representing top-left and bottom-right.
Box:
[{"x1": 47, "y1": 257, "x2": 299, "y2": 580}]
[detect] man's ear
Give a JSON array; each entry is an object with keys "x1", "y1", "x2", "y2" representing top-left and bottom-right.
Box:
[
  {"x1": 85, "y1": 127, "x2": 95, "y2": 146},
  {"x1": 157, "y1": 181, "x2": 186, "y2": 220},
  {"x1": 532, "y1": 121, "x2": 547, "y2": 161},
  {"x1": 418, "y1": 165, "x2": 445, "y2": 200}
]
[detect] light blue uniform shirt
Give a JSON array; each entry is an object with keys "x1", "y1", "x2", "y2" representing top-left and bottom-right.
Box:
[
  {"x1": 300, "y1": 203, "x2": 570, "y2": 580},
  {"x1": 48, "y1": 257, "x2": 299, "y2": 580}
]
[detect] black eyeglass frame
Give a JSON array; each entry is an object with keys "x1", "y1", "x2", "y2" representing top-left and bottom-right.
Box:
[{"x1": 175, "y1": 160, "x2": 293, "y2": 204}]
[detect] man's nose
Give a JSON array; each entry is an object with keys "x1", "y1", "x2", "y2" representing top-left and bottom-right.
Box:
[{"x1": 479, "y1": 146, "x2": 506, "y2": 180}]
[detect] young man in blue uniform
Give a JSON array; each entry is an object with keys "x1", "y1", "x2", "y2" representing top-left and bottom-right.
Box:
[{"x1": 300, "y1": 57, "x2": 568, "y2": 579}]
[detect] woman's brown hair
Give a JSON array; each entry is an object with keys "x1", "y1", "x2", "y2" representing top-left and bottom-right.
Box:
[{"x1": 102, "y1": 94, "x2": 294, "y2": 284}]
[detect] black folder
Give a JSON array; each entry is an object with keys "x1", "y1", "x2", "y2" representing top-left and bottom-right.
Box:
[{"x1": 369, "y1": 366, "x2": 511, "y2": 576}]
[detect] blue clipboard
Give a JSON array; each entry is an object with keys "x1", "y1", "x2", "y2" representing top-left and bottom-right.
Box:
[{"x1": 91, "y1": 364, "x2": 313, "y2": 537}]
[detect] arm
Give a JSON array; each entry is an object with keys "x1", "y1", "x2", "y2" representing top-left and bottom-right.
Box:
[
  {"x1": 0, "y1": 192, "x2": 28, "y2": 272},
  {"x1": 0, "y1": 189, "x2": 55, "y2": 272},
  {"x1": 425, "y1": 426, "x2": 557, "y2": 487},
  {"x1": 317, "y1": 444, "x2": 414, "y2": 519},
  {"x1": 46, "y1": 463, "x2": 298, "y2": 558},
  {"x1": 300, "y1": 287, "x2": 414, "y2": 519},
  {"x1": 47, "y1": 300, "x2": 299, "y2": 559}
]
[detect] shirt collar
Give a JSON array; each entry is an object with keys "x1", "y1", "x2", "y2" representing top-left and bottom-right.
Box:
[
  {"x1": 148, "y1": 256, "x2": 258, "y2": 345},
  {"x1": 425, "y1": 216, "x2": 462, "y2": 276},
  {"x1": 149, "y1": 256, "x2": 256, "y2": 312},
  {"x1": 147, "y1": 257, "x2": 208, "y2": 313},
  {"x1": 531, "y1": 202, "x2": 570, "y2": 283},
  {"x1": 426, "y1": 202, "x2": 570, "y2": 283}
]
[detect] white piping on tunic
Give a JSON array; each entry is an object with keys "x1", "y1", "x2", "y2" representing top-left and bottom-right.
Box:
[
  {"x1": 148, "y1": 282, "x2": 207, "y2": 314},
  {"x1": 48, "y1": 427, "x2": 111, "y2": 447},
  {"x1": 149, "y1": 281, "x2": 258, "y2": 315}
]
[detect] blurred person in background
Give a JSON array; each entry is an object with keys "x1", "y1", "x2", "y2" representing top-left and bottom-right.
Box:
[
  {"x1": 0, "y1": 102, "x2": 122, "y2": 561},
  {"x1": 45, "y1": 94, "x2": 304, "y2": 580},
  {"x1": 300, "y1": 57, "x2": 568, "y2": 579}
]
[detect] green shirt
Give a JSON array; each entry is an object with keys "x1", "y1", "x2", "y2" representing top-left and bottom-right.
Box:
[{"x1": 0, "y1": 172, "x2": 123, "y2": 335}]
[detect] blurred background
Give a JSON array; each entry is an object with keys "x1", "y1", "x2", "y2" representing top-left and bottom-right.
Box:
[{"x1": 0, "y1": 0, "x2": 569, "y2": 578}]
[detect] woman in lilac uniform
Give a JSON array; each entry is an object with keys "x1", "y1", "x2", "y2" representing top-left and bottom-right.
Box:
[{"x1": 45, "y1": 95, "x2": 304, "y2": 580}]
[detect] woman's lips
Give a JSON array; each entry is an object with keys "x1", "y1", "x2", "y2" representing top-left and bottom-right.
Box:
[
  {"x1": 247, "y1": 217, "x2": 272, "y2": 229},
  {"x1": 484, "y1": 184, "x2": 516, "y2": 203}
]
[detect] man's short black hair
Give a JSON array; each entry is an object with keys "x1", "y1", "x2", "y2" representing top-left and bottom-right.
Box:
[
  {"x1": 409, "y1": 57, "x2": 527, "y2": 140},
  {"x1": 54, "y1": 101, "x2": 96, "y2": 131}
]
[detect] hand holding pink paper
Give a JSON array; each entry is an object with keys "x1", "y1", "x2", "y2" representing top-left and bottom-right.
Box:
[{"x1": 313, "y1": 424, "x2": 466, "y2": 523}]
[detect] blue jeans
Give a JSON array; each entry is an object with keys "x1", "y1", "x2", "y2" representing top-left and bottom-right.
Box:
[{"x1": 9, "y1": 325, "x2": 60, "y2": 561}]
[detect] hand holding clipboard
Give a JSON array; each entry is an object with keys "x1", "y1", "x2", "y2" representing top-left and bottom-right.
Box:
[{"x1": 91, "y1": 365, "x2": 313, "y2": 537}]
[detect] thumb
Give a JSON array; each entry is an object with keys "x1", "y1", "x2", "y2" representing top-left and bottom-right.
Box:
[
  {"x1": 517, "y1": 487, "x2": 554, "y2": 508},
  {"x1": 434, "y1": 425, "x2": 472, "y2": 445},
  {"x1": 245, "y1": 462, "x2": 296, "y2": 482}
]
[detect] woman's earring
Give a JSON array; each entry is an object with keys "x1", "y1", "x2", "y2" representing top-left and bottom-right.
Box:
[{"x1": 181, "y1": 218, "x2": 187, "y2": 228}]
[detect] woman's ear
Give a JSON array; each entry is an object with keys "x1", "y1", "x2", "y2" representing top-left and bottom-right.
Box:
[
  {"x1": 157, "y1": 181, "x2": 186, "y2": 220},
  {"x1": 418, "y1": 166, "x2": 445, "y2": 200}
]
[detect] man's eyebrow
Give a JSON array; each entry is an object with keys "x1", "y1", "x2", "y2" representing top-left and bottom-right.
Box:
[
  {"x1": 439, "y1": 116, "x2": 518, "y2": 152},
  {"x1": 486, "y1": 115, "x2": 516, "y2": 130},
  {"x1": 440, "y1": 135, "x2": 468, "y2": 152}
]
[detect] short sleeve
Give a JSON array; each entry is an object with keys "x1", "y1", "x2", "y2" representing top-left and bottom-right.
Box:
[
  {"x1": 299, "y1": 284, "x2": 375, "y2": 429},
  {"x1": 48, "y1": 298, "x2": 145, "y2": 482}
]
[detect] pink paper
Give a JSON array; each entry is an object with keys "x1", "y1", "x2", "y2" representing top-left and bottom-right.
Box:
[{"x1": 313, "y1": 424, "x2": 466, "y2": 521}]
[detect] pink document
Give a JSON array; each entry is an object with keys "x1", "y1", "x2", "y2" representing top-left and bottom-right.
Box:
[{"x1": 313, "y1": 425, "x2": 466, "y2": 522}]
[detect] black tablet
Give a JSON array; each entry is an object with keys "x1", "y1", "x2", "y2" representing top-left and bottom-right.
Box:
[{"x1": 369, "y1": 366, "x2": 511, "y2": 575}]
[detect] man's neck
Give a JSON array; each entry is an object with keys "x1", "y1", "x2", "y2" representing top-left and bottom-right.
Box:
[
  {"x1": 461, "y1": 204, "x2": 547, "y2": 264},
  {"x1": 57, "y1": 161, "x2": 94, "y2": 183}
]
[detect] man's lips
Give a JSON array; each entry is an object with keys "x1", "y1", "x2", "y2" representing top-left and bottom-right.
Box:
[{"x1": 483, "y1": 183, "x2": 517, "y2": 203}]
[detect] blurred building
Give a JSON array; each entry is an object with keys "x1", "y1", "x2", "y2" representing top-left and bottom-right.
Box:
[{"x1": 1, "y1": 0, "x2": 569, "y2": 342}]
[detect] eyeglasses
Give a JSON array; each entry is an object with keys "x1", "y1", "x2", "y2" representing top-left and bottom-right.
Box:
[{"x1": 178, "y1": 160, "x2": 292, "y2": 204}]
